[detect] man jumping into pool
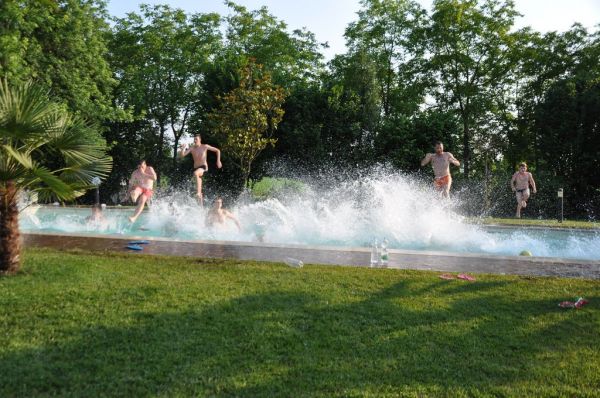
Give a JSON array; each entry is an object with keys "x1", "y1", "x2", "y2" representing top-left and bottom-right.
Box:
[
  {"x1": 421, "y1": 141, "x2": 460, "y2": 198},
  {"x1": 179, "y1": 134, "x2": 222, "y2": 206},
  {"x1": 511, "y1": 162, "x2": 537, "y2": 218},
  {"x1": 128, "y1": 160, "x2": 157, "y2": 223}
]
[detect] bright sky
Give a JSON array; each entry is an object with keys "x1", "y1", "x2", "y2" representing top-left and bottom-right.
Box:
[{"x1": 106, "y1": 0, "x2": 600, "y2": 60}]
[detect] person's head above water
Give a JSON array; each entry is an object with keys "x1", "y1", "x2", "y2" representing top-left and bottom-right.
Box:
[
  {"x1": 193, "y1": 134, "x2": 202, "y2": 146},
  {"x1": 434, "y1": 141, "x2": 444, "y2": 154},
  {"x1": 137, "y1": 159, "x2": 147, "y2": 171},
  {"x1": 213, "y1": 196, "x2": 223, "y2": 209}
]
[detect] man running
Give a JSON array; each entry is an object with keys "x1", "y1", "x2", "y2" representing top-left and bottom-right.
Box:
[
  {"x1": 421, "y1": 141, "x2": 460, "y2": 198},
  {"x1": 511, "y1": 162, "x2": 537, "y2": 218},
  {"x1": 128, "y1": 160, "x2": 157, "y2": 222},
  {"x1": 179, "y1": 134, "x2": 222, "y2": 206}
]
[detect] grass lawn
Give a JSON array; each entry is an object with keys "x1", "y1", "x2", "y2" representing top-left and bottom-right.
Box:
[
  {"x1": 474, "y1": 217, "x2": 600, "y2": 229},
  {"x1": 1, "y1": 248, "x2": 599, "y2": 397}
]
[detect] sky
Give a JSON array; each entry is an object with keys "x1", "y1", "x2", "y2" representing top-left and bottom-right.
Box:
[{"x1": 106, "y1": 0, "x2": 600, "y2": 60}]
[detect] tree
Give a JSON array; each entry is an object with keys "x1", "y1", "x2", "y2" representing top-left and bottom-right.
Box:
[
  {"x1": 0, "y1": 0, "x2": 120, "y2": 123},
  {"x1": 0, "y1": 80, "x2": 112, "y2": 274},
  {"x1": 427, "y1": 0, "x2": 520, "y2": 177},
  {"x1": 109, "y1": 4, "x2": 222, "y2": 177},
  {"x1": 208, "y1": 61, "x2": 286, "y2": 188}
]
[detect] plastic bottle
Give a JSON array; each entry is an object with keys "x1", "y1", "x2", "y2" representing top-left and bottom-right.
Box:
[
  {"x1": 284, "y1": 257, "x2": 304, "y2": 268},
  {"x1": 380, "y1": 238, "x2": 389, "y2": 266},
  {"x1": 370, "y1": 240, "x2": 380, "y2": 267}
]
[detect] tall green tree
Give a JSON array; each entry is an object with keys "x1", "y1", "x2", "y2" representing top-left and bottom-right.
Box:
[
  {"x1": 427, "y1": 0, "x2": 520, "y2": 177},
  {"x1": 110, "y1": 4, "x2": 222, "y2": 177},
  {"x1": 0, "y1": 0, "x2": 119, "y2": 122},
  {"x1": 345, "y1": 0, "x2": 427, "y2": 118},
  {"x1": 208, "y1": 61, "x2": 286, "y2": 188},
  {"x1": 0, "y1": 80, "x2": 112, "y2": 274}
]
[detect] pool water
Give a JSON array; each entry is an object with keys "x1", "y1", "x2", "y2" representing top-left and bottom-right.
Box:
[{"x1": 20, "y1": 203, "x2": 600, "y2": 261}]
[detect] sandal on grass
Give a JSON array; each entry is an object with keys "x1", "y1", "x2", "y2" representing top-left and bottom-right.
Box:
[{"x1": 457, "y1": 273, "x2": 476, "y2": 282}]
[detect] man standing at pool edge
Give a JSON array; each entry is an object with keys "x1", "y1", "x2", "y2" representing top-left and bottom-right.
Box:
[
  {"x1": 179, "y1": 134, "x2": 222, "y2": 206},
  {"x1": 421, "y1": 141, "x2": 460, "y2": 198},
  {"x1": 511, "y1": 162, "x2": 537, "y2": 218}
]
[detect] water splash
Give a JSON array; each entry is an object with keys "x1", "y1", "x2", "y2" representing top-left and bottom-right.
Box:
[{"x1": 18, "y1": 170, "x2": 600, "y2": 260}]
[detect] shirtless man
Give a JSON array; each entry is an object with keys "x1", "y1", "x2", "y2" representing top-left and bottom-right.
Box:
[
  {"x1": 128, "y1": 160, "x2": 157, "y2": 222},
  {"x1": 179, "y1": 134, "x2": 222, "y2": 206},
  {"x1": 206, "y1": 197, "x2": 241, "y2": 231},
  {"x1": 421, "y1": 141, "x2": 460, "y2": 198},
  {"x1": 511, "y1": 162, "x2": 537, "y2": 218}
]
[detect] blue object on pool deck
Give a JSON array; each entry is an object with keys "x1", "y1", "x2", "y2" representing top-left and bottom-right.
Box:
[
  {"x1": 126, "y1": 244, "x2": 143, "y2": 251},
  {"x1": 129, "y1": 240, "x2": 150, "y2": 245}
]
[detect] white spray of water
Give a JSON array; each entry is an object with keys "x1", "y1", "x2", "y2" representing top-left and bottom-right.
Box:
[{"x1": 18, "y1": 171, "x2": 600, "y2": 260}]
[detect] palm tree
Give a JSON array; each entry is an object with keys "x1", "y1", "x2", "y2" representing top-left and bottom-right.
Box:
[{"x1": 0, "y1": 80, "x2": 112, "y2": 274}]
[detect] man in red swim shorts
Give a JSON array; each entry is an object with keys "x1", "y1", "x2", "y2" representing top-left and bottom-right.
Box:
[
  {"x1": 128, "y1": 159, "x2": 157, "y2": 222},
  {"x1": 421, "y1": 141, "x2": 461, "y2": 198}
]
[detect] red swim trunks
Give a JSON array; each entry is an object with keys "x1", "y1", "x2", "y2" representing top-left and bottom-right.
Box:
[
  {"x1": 434, "y1": 175, "x2": 451, "y2": 188},
  {"x1": 135, "y1": 186, "x2": 153, "y2": 198}
]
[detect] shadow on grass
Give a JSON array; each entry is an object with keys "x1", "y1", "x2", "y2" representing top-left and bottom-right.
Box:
[{"x1": 1, "y1": 281, "x2": 598, "y2": 397}]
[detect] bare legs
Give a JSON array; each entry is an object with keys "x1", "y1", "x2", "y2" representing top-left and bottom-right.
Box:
[
  {"x1": 129, "y1": 188, "x2": 149, "y2": 223},
  {"x1": 515, "y1": 191, "x2": 530, "y2": 218},
  {"x1": 193, "y1": 168, "x2": 205, "y2": 206}
]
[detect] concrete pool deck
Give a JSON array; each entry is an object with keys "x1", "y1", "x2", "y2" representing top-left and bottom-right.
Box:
[{"x1": 23, "y1": 232, "x2": 600, "y2": 279}]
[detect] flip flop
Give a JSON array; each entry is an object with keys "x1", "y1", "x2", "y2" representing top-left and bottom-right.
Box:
[
  {"x1": 559, "y1": 298, "x2": 589, "y2": 309},
  {"x1": 126, "y1": 244, "x2": 143, "y2": 251},
  {"x1": 439, "y1": 273, "x2": 455, "y2": 280},
  {"x1": 129, "y1": 240, "x2": 150, "y2": 245},
  {"x1": 457, "y1": 273, "x2": 476, "y2": 282}
]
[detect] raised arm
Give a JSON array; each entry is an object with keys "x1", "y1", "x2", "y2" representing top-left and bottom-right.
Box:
[
  {"x1": 421, "y1": 153, "x2": 433, "y2": 167},
  {"x1": 447, "y1": 153, "x2": 460, "y2": 167},
  {"x1": 178, "y1": 143, "x2": 191, "y2": 158},
  {"x1": 207, "y1": 145, "x2": 222, "y2": 168},
  {"x1": 529, "y1": 173, "x2": 537, "y2": 193}
]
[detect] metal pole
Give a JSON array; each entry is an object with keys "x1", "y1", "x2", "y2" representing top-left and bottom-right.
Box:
[{"x1": 557, "y1": 188, "x2": 563, "y2": 223}]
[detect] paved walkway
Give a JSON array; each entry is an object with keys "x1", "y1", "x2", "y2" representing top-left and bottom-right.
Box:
[{"x1": 23, "y1": 232, "x2": 600, "y2": 279}]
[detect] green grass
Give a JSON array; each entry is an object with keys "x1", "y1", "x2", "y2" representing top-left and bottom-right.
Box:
[
  {"x1": 1, "y1": 248, "x2": 599, "y2": 397},
  {"x1": 474, "y1": 217, "x2": 600, "y2": 229}
]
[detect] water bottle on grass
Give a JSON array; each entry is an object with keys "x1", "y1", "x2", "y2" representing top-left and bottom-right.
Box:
[
  {"x1": 285, "y1": 257, "x2": 304, "y2": 268},
  {"x1": 380, "y1": 238, "x2": 389, "y2": 266},
  {"x1": 370, "y1": 240, "x2": 380, "y2": 267}
]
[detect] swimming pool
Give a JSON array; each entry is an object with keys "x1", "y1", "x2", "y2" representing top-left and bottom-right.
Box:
[{"x1": 19, "y1": 202, "x2": 600, "y2": 261}]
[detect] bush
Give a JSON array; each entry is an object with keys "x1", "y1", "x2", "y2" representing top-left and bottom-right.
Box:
[{"x1": 251, "y1": 177, "x2": 306, "y2": 200}]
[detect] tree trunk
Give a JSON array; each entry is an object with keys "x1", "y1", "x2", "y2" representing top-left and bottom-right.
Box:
[
  {"x1": 462, "y1": 119, "x2": 471, "y2": 179},
  {"x1": 0, "y1": 181, "x2": 21, "y2": 274}
]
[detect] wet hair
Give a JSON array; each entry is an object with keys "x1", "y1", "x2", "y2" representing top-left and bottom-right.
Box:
[
  {"x1": 434, "y1": 141, "x2": 443, "y2": 147},
  {"x1": 138, "y1": 159, "x2": 146, "y2": 166},
  {"x1": 519, "y1": 162, "x2": 527, "y2": 168},
  {"x1": 194, "y1": 134, "x2": 201, "y2": 139}
]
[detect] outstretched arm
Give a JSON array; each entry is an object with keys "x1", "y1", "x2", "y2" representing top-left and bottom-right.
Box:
[
  {"x1": 421, "y1": 153, "x2": 432, "y2": 167},
  {"x1": 529, "y1": 173, "x2": 537, "y2": 193},
  {"x1": 226, "y1": 210, "x2": 241, "y2": 231},
  {"x1": 208, "y1": 145, "x2": 222, "y2": 168}
]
